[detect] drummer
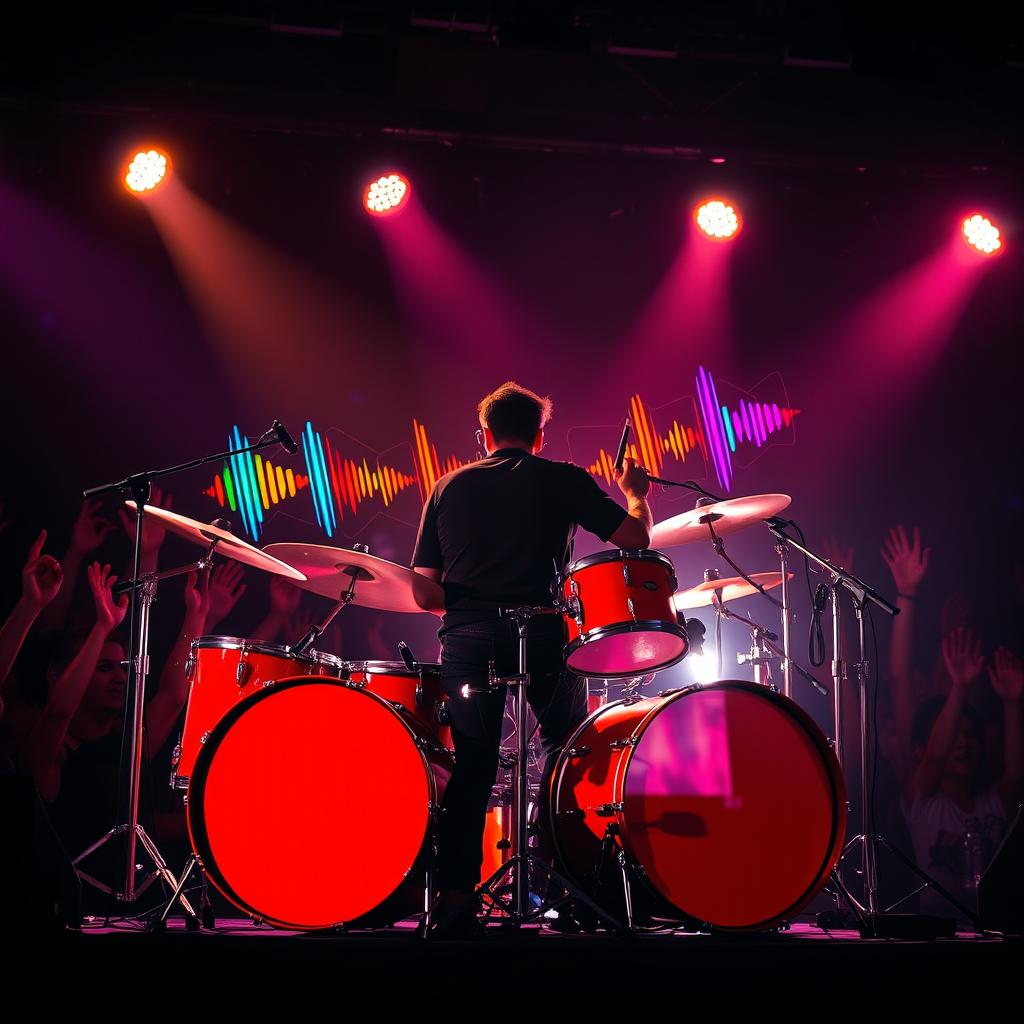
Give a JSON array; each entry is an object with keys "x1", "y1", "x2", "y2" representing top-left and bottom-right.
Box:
[{"x1": 411, "y1": 380, "x2": 651, "y2": 936}]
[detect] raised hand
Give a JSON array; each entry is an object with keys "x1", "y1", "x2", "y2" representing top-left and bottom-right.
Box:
[
  {"x1": 207, "y1": 562, "x2": 246, "y2": 628},
  {"x1": 269, "y1": 577, "x2": 302, "y2": 618},
  {"x1": 117, "y1": 484, "x2": 173, "y2": 554},
  {"x1": 87, "y1": 562, "x2": 128, "y2": 632},
  {"x1": 184, "y1": 571, "x2": 211, "y2": 626},
  {"x1": 881, "y1": 525, "x2": 931, "y2": 596},
  {"x1": 70, "y1": 499, "x2": 116, "y2": 555},
  {"x1": 942, "y1": 626, "x2": 984, "y2": 690},
  {"x1": 819, "y1": 535, "x2": 854, "y2": 572},
  {"x1": 989, "y1": 647, "x2": 1024, "y2": 704},
  {"x1": 22, "y1": 530, "x2": 63, "y2": 610}
]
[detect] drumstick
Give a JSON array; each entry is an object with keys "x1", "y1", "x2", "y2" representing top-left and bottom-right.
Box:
[{"x1": 613, "y1": 419, "x2": 631, "y2": 474}]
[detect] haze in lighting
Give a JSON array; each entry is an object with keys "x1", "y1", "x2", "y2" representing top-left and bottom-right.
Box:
[
  {"x1": 688, "y1": 652, "x2": 721, "y2": 686},
  {"x1": 364, "y1": 172, "x2": 410, "y2": 216},
  {"x1": 124, "y1": 149, "x2": 171, "y2": 195},
  {"x1": 962, "y1": 214, "x2": 1002, "y2": 256},
  {"x1": 695, "y1": 199, "x2": 742, "y2": 241}
]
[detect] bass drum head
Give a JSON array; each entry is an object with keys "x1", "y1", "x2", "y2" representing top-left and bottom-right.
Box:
[
  {"x1": 623, "y1": 682, "x2": 846, "y2": 930},
  {"x1": 187, "y1": 677, "x2": 436, "y2": 930}
]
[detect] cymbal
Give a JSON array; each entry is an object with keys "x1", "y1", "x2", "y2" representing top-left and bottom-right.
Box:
[
  {"x1": 124, "y1": 502, "x2": 306, "y2": 580},
  {"x1": 263, "y1": 543, "x2": 444, "y2": 614},
  {"x1": 650, "y1": 494, "x2": 792, "y2": 548},
  {"x1": 673, "y1": 571, "x2": 793, "y2": 610}
]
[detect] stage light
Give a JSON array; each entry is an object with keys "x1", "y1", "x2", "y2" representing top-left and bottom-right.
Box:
[
  {"x1": 694, "y1": 198, "x2": 742, "y2": 241},
  {"x1": 688, "y1": 652, "x2": 721, "y2": 686},
  {"x1": 124, "y1": 148, "x2": 171, "y2": 195},
  {"x1": 961, "y1": 214, "x2": 1002, "y2": 256},
  {"x1": 364, "y1": 172, "x2": 410, "y2": 217}
]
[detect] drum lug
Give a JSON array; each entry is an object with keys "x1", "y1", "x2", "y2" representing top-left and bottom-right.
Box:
[
  {"x1": 621, "y1": 562, "x2": 631, "y2": 587},
  {"x1": 609, "y1": 737, "x2": 638, "y2": 750},
  {"x1": 568, "y1": 580, "x2": 583, "y2": 629},
  {"x1": 184, "y1": 651, "x2": 196, "y2": 682},
  {"x1": 236, "y1": 659, "x2": 252, "y2": 686},
  {"x1": 200, "y1": 731, "x2": 210, "y2": 745},
  {"x1": 262, "y1": 680, "x2": 275, "y2": 688},
  {"x1": 171, "y1": 741, "x2": 181, "y2": 767},
  {"x1": 626, "y1": 597, "x2": 636, "y2": 622},
  {"x1": 595, "y1": 802, "x2": 624, "y2": 817},
  {"x1": 567, "y1": 745, "x2": 591, "y2": 758},
  {"x1": 182, "y1": 792, "x2": 189, "y2": 808}
]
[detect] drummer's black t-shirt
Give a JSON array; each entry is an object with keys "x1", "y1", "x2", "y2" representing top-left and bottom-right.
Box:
[{"x1": 412, "y1": 448, "x2": 626, "y2": 622}]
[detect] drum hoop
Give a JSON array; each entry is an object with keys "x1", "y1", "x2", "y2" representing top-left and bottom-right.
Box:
[
  {"x1": 342, "y1": 660, "x2": 441, "y2": 675},
  {"x1": 563, "y1": 548, "x2": 676, "y2": 579},
  {"x1": 189, "y1": 635, "x2": 309, "y2": 661},
  {"x1": 616, "y1": 681, "x2": 847, "y2": 929},
  {"x1": 563, "y1": 621, "x2": 689, "y2": 678},
  {"x1": 186, "y1": 675, "x2": 441, "y2": 929}
]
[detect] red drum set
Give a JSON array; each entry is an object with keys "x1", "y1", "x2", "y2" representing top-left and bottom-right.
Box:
[{"x1": 138, "y1": 491, "x2": 848, "y2": 934}]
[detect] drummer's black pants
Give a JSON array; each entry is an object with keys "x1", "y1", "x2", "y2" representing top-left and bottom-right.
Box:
[{"x1": 436, "y1": 615, "x2": 587, "y2": 894}]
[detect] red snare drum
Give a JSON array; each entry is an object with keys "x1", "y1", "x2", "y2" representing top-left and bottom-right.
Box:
[
  {"x1": 186, "y1": 677, "x2": 452, "y2": 930},
  {"x1": 172, "y1": 636, "x2": 343, "y2": 790},
  {"x1": 559, "y1": 550, "x2": 688, "y2": 677},
  {"x1": 551, "y1": 681, "x2": 846, "y2": 931},
  {"x1": 343, "y1": 660, "x2": 452, "y2": 750}
]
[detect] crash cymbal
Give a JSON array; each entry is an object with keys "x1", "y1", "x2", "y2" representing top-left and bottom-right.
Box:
[
  {"x1": 673, "y1": 571, "x2": 793, "y2": 610},
  {"x1": 125, "y1": 501, "x2": 306, "y2": 580},
  {"x1": 263, "y1": 543, "x2": 443, "y2": 614},
  {"x1": 650, "y1": 494, "x2": 792, "y2": 548}
]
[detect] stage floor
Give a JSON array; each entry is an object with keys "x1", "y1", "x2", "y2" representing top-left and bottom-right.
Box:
[{"x1": 17, "y1": 918, "x2": 1019, "y2": 1012}]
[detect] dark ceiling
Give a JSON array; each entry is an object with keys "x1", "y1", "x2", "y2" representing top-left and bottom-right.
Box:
[{"x1": 3, "y1": 3, "x2": 1022, "y2": 177}]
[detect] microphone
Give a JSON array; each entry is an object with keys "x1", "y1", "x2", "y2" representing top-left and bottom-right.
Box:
[
  {"x1": 613, "y1": 419, "x2": 631, "y2": 474},
  {"x1": 272, "y1": 420, "x2": 298, "y2": 455}
]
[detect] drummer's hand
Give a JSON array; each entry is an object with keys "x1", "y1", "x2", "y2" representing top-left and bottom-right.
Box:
[{"x1": 615, "y1": 456, "x2": 650, "y2": 500}]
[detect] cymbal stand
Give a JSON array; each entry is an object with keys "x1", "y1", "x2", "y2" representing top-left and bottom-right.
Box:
[
  {"x1": 472, "y1": 607, "x2": 623, "y2": 932},
  {"x1": 713, "y1": 595, "x2": 827, "y2": 696}
]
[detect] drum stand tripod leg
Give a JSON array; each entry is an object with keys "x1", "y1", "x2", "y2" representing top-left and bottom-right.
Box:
[{"x1": 473, "y1": 608, "x2": 624, "y2": 935}]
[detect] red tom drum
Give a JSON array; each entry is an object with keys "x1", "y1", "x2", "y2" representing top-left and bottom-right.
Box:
[
  {"x1": 172, "y1": 636, "x2": 343, "y2": 790},
  {"x1": 559, "y1": 550, "x2": 688, "y2": 677}
]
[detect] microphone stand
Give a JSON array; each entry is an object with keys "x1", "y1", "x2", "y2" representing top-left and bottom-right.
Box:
[{"x1": 79, "y1": 422, "x2": 293, "y2": 913}]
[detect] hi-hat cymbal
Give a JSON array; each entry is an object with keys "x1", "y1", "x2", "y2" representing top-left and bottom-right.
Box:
[
  {"x1": 125, "y1": 501, "x2": 306, "y2": 580},
  {"x1": 650, "y1": 494, "x2": 792, "y2": 548},
  {"x1": 263, "y1": 543, "x2": 443, "y2": 614},
  {"x1": 673, "y1": 571, "x2": 793, "y2": 610}
]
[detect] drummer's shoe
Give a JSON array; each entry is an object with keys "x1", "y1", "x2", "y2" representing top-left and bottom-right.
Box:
[
  {"x1": 542, "y1": 900, "x2": 603, "y2": 934},
  {"x1": 429, "y1": 889, "x2": 485, "y2": 940}
]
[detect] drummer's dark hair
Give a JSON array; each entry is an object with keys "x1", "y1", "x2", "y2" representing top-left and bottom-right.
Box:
[{"x1": 478, "y1": 382, "x2": 553, "y2": 445}]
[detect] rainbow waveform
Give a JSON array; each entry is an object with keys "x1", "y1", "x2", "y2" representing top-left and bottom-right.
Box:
[
  {"x1": 585, "y1": 367, "x2": 799, "y2": 491},
  {"x1": 206, "y1": 367, "x2": 799, "y2": 540}
]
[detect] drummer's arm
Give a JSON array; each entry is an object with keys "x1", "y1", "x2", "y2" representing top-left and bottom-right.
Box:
[
  {"x1": 609, "y1": 458, "x2": 652, "y2": 549},
  {"x1": 147, "y1": 574, "x2": 208, "y2": 755},
  {"x1": 413, "y1": 568, "x2": 445, "y2": 616}
]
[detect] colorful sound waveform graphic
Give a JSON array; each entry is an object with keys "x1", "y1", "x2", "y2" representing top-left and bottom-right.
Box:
[
  {"x1": 204, "y1": 368, "x2": 798, "y2": 540},
  {"x1": 205, "y1": 423, "x2": 427, "y2": 541},
  {"x1": 584, "y1": 367, "x2": 799, "y2": 491}
]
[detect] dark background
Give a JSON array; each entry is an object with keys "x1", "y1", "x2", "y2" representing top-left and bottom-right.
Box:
[{"x1": 1, "y1": 4, "x2": 1021, "y2": 683}]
